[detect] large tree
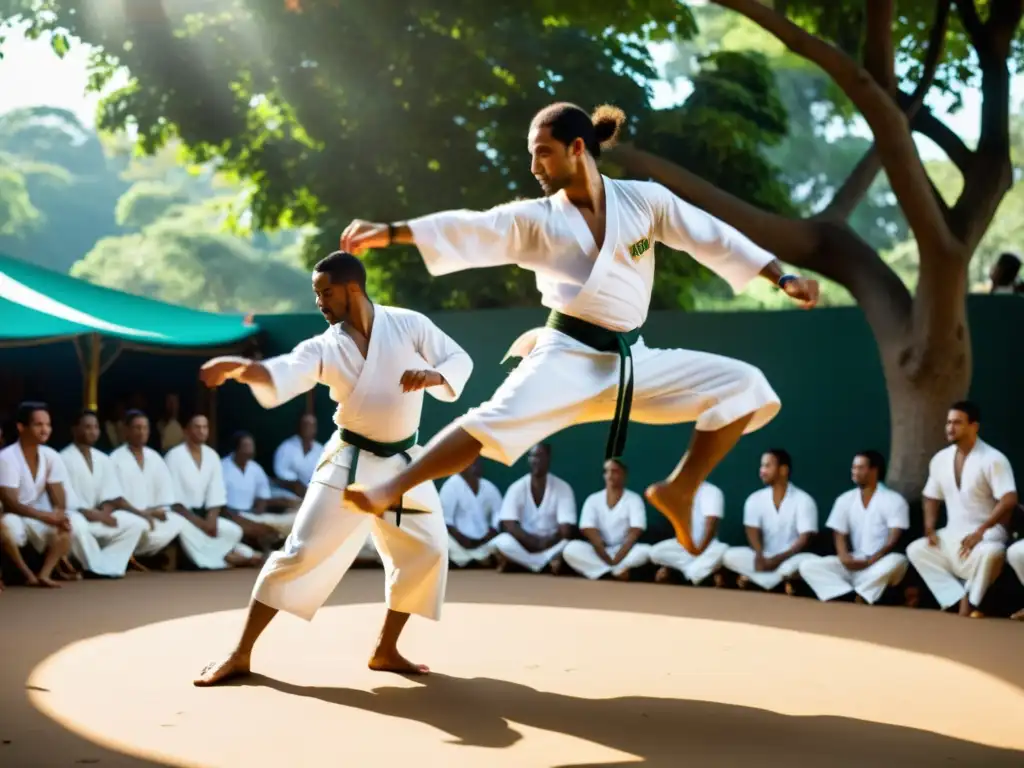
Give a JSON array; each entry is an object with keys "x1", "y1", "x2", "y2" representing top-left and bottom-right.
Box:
[{"x1": 608, "y1": 0, "x2": 1024, "y2": 499}]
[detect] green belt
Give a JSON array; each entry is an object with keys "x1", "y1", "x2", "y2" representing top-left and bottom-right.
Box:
[
  {"x1": 341, "y1": 428, "x2": 419, "y2": 527},
  {"x1": 545, "y1": 310, "x2": 641, "y2": 461}
]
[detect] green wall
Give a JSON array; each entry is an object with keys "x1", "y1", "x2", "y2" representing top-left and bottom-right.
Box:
[
  {"x1": 6, "y1": 298, "x2": 1015, "y2": 546},
  {"x1": 224, "y1": 297, "x2": 1021, "y2": 546}
]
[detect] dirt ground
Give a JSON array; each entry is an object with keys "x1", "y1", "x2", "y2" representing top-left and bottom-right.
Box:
[{"x1": 2, "y1": 568, "x2": 1022, "y2": 767}]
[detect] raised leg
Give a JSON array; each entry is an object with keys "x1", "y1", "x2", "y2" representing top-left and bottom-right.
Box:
[
  {"x1": 645, "y1": 416, "x2": 753, "y2": 554},
  {"x1": 345, "y1": 426, "x2": 482, "y2": 516}
]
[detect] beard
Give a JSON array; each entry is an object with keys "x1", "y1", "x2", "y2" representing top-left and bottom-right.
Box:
[{"x1": 536, "y1": 172, "x2": 570, "y2": 196}]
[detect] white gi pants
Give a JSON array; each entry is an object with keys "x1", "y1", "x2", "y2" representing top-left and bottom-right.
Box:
[
  {"x1": 491, "y1": 531, "x2": 567, "y2": 572},
  {"x1": 722, "y1": 546, "x2": 819, "y2": 591},
  {"x1": 460, "y1": 332, "x2": 781, "y2": 466},
  {"x1": 1007, "y1": 540, "x2": 1024, "y2": 585},
  {"x1": 252, "y1": 464, "x2": 448, "y2": 622},
  {"x1": 239, "y1": 510, "x2": 300, "y2": 538},
  {"x1": 799, "y1": 553, "x2": 909, "y2": 604},
  {"x1": 133, "y1": 511, "x2": 185, "y2": 557},
  {"x1": 650, "y1": 538, "x2": 728, "y2": 585},
  {"x1": 66, "y1": 510, "x2": 147, "y2": 577},
  {"x1": 562, "y1": 540, "x2": 652, "y2": 580},
  {"x1": 447, "y1": 534, "x2": 497, "y2": 567},
  {"x1": 907, "y1": 527, "x2": 1006, "y2": 609},
  {"x1": 1, "y1": 513, "x2": 64, "y2": 551},
  {"x1": 174, "y1": 513, "x2": 252, "y2": 569}
]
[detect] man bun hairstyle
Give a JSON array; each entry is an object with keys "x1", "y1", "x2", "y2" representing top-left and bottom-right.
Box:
[
  {"x1": 591, "y1": 104, "x2": 626, "y2": 153},
  {"x1": 532, "y1": 102, "x2": 627, "y2": 159}
]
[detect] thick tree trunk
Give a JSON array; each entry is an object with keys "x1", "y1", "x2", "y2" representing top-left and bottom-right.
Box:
[{"x1": 871, "y1": 288, "x2": 971, "y2": 504}]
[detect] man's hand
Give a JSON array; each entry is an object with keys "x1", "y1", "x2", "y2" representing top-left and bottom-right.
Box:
[
  {"x1": 83, "y1": 508, "x2": 118, "y2": 528},
  {"x1": 926, "y1": 529, "x2": 940, "y2": 547},
  {"x1": 754, "y1": 552, "x2": 768, "y2": 572},
  {"x1": 40, "y1": 511, "x2": 71, "y2": 531},
  {"x1": 145, "y1": 507, "x2": 168, "y2": 522},
  {"x1": 959, "y1": 529, "x2": 984, "y2": 560},
  {"x1": 200, "y1": 357, "x2": 251, "y2": 388},
  {"x1": 782, "y1": 277, "x2": 819, "y2": 309},
  {"x1": 341, "y1": 220, "x2": 390, "y2": 255},
  {"x1": 400, "y1": 369, "x2": 444, "y2": 393}
]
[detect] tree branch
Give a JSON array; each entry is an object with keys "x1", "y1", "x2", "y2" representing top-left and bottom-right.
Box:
[
  {"x1": 953, "y1": 0, "x2": 986, "y2": 53},
  {"x1": 863, "y1": 0, "x2": 896, "y2": 94},
  {"x1": 711, "y1": 0, "x2": 958, "y2": 258},
  {"x1": 907, "y1": 104, "x2": 972, "y2": 173},
  {"x1": 817, "y1": 0, "x2": 952, "y2": 222}
]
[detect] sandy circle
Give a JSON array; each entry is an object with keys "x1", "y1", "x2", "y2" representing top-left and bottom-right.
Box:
[{"x1": 27, "y1": 602, "x2": 1024, "y2": 767}]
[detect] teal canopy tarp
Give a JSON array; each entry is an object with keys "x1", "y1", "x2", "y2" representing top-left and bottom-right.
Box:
[{"x1": 0, "y1": 253, "x2": 259, "y2": 349}]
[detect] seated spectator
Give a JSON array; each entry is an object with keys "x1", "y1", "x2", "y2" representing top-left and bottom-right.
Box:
[
  {"x1": 60, "y1": 409, "x2": 148, "y2": 578},
  {"x1": 272, "y1": 413, "x2": 323, "y2": 500},
  {"x1": 164, "y1": 414, "x2": 261, "y2": 568},
  {"x1": 157, "y1": 393, "x2": 186, "y2": 452},
  {"x1": 722, "y1": 449, "x2": 819, "y2": 591},
  {"x1": 439, "y1": 459, "x2": 503, "y2": 568},
  {"x1": 800, "y1": 450, "x2": 909, "y2": 605},
  {"x1": 907, "y1": 401, "x2": 1016, "y2": 618},
  {"x1": 562, "y1": 459, "x2": 650, "y2": 581},
  {"x1": 491, "y1": 444, "x2": 576, "y2": 573},
  {"x1": 0, "y1": 402, "x2": 72, "y2": 587},
  {"x1": 989, "y1": 252, "x2": 1022, "y2": 294},
  {"x1": 650, "y1": 481, "x2": 727, "y2": 585},
  {"x1": 220, "y1": 431, "x2": 289, "y2": 553}
]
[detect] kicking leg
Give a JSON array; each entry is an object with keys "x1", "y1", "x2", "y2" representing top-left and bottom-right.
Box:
[
  {"x1": 368, "y1": 609, "x2": 429, "y2": 675},
  {"x1": 194, "y1": 600, "x2": 278, "y2": 686},
  {"x1": 346, "y1": 424, "x2": 482, "y2": 515},
  {"x1": 646, "y1": 416, "x2": 753, "y2": 552}
]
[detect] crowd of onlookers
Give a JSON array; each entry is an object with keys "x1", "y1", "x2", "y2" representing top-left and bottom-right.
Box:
[{"x1": 2, "y1": 396, "x2": 1021, "y2": 622}]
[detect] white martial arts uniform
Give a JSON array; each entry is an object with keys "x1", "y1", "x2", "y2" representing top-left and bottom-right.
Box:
[
  {"x1": 243, "y1": 304, "x2": 473, "y2": 621},
  {"x1": 907, "y1": 440, "x2": 1016, "y2": 609},
  {"x1": 492, "y1": 473, "x2": 577, "y2": 572},
  {"x1": 408, "y1": 177, "x2": 781, "y2": 466},
  {"x1": 165, "y1": 443, "x2": 252, "y2": 567},
  {"x1": 439, "y1": 473, "x2": 504, "y2": 567},
  {"x1": 649, "y1": 481, "x2": 728, "y2": 584},
  {"x1": 799, "y1": 484, "x2": 910, "y2": 604},
  {"x1": 0, "y1": 443, "x2": 69, "y2": 553},
  {"x1": 109, "y1": 446, "x2": 186, "y2": 559},
  {"x1": 1007, "y1": 539, "x2": 1024, "y2": 588},
  {"x1": 272, "y1": 435, "x2": 323, "y2": 497},
  {"x1": 222, "y1": 454, "x2": 297, "y2": 538},
  {"x1": 59, "y1": 444, "x2": 147, "y2": 577},
  {"x1": 563, "y1": 488, "x2": 651, "y2": 579},
  {"x1": 722, "y1": 483, "x2": 820, "y2": 590}
]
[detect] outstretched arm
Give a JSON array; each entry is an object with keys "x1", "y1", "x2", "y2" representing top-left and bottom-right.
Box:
[
  {"x1": 647, "y1": 182, "x2": 818, "y2": 307},
  {"x1": 200, "y1": 336, "x2": 324, "y2": 409},
  {"x1": 340, "y1": 199, "x2": 544, "y2": 277}
]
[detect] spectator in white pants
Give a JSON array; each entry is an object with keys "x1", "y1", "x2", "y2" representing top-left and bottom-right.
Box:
[
  {"x1": 1007, "y1": 538, "x2": 1024, "y2": 620},
  {"x1": 439, "y1": 459, "x2": 503, "y2": 567},
  {"x1": 491, "y1": 444, "x2": 576, "y2": 573},
  {"x1": 563, "y1": 459, "x2": 650, "y2": 581},
  {"x1": 800, "y1": 450, "x2": 909, "y2": 605},
  {"x1": 907, "y1": 401, "x2": 1017, "y2": 618},
  {"x1": 722, "y1": 449, "x2": 819, "y2": 591},
  {"x1": 650, "y1": 481, "x2": 727, "y2": 585}
]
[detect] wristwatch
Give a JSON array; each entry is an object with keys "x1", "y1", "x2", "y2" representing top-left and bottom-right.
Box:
[{"x1": 778, "y1": 274, "x2": 798, "y2": 288}]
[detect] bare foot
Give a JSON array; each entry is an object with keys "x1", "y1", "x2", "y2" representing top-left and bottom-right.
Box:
[
  {"x1": 783, "y1": 581, "x2": 796, "y2": 596},
  {"x1": 344, "y1": 483, "x2": 396, "y2": 517},
  {"x1": 958, "y1": 596, "x2": 972, "y2": 617},
  {"x1": 368, "y1": 650, "x2": 429, "y2": 675},
  {"x1": 37, "y1": 576, "x2": 61, "y2": 588},
  {"x1": 494, "y1": 553, "x2": 509, "y2": 573},
  {"x1": 713, "y1": 571, "x2": 727, "y2": 588},
  {"x1": 549, "y1": 556, "x2": 564, "y2": 576},
  {"x1": 644, "y1": 482, "x2": 696, "y2": 554},
  {"x1": 736, "y1": 575, "x2": 750, "y2": 590},
  {"x1": 1010, "y1": 608, "x2": 1024, "y2": 621},
  {"x1": 903, "y1": 585, "x2": 920, "y2": 608},
  {"x1": 193, "y1": 654, "x2": 251, "y2": 687},
  {"x1": 128, "y1": 557, "x2": 149, "y2": 573},
  {"x1": 654, "y1": 566, "x2": 672, "y2": 584},
  {"x1": 854, "y1": 595, "x2": 866, "y2": 605},
  {"x1": 611, "y1": 569, "x2": 631, "y2": 582}
]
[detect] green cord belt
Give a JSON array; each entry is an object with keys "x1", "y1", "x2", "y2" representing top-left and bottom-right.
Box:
[
  {"x1": 544, "y1": 310, "x2": 641, "y2": 461},
  {"x1": 340, "y1": 428, "x2": 419, "y2": 526}
]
